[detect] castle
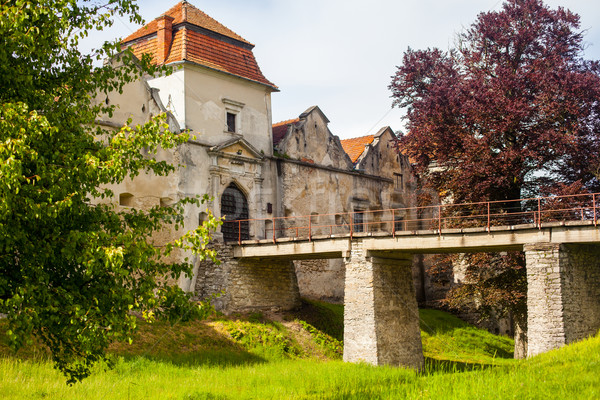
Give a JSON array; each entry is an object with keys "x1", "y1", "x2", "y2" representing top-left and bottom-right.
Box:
[{"x1": 97, "y1": 1, "x2": 420, "y2": 311}]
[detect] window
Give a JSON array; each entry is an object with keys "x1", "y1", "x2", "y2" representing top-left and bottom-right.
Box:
[
  {"x1": 222, "y1": 98, "x2": 244, "y2": 134},
  {"x1": 199, "y1": 212, "x2": 207, "y2": 225},
  {"x1": 160, "y1": 197, "x2": 172, "y2": 208},
  {"x1": 394, "y1": 216, "x2": 404, "y2": 232},
  {"x1": 119, "y1": 193, "x2": 133, "y2": 207},
  {"x1": 226, "y1": 112, "x2": 236, "y2": 133},
  {"x1": 353, "y1": 210, "x2": 364, "y2": 233},
  {"x1": 394, "y1": 173, "x2": 404, "y2": 189}
]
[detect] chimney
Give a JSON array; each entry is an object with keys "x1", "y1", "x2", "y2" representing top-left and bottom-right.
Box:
[{"x1": 156, "y1": 14, "x2": 174, "y2": 64}]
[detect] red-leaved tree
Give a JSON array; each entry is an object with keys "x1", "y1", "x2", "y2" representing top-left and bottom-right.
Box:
[{"x1": 390, "y1": 0, "x2": 600, "y2": 357}]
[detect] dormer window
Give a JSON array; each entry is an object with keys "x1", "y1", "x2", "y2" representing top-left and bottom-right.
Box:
[{"x1": 227, "y1": 112, "x2": 236, "y2": 133}]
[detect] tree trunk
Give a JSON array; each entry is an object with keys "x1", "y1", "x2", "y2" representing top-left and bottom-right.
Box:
[{"x1": 513, "y1": 310, "x2": 528, "y2": 359}]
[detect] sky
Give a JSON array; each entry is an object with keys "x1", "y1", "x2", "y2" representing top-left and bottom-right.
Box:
[{"x1": 82, "y1": 0, "x2": 600, "y2": 140}]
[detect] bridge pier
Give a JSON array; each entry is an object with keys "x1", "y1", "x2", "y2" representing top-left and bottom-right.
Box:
[
  {"x1": 525, "y1": 243, "x2": 600, "y2": 357},
  {"x1": 343, "y1": 241, "x2": 424, "y2": 368}
]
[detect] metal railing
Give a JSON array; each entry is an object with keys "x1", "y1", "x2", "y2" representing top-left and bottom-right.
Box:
[{"x1": 224, "y1": 192, "x2": 599, "y2": 245}]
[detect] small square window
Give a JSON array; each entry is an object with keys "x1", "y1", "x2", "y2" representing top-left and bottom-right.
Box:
[
  {"x1": 394, "y1": 216, "x2": 404, "y2": 232},
  {"x1": 119, "y1": 193, "x2": 133, "y2": 207},
  {"x1": 227, "y1": 112, "x2": 236, "y2": 133},
  {"x1": 353, "y1": 210, "x2": 364, "y2": 233}
]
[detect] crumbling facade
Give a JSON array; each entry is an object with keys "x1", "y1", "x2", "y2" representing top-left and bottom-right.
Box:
[
  {"x1": 272, "y1": 107, "x2": 415, "y2": 302},
  {"x1": 99, "y1": 1, "x2": 415, "y2": 309}
]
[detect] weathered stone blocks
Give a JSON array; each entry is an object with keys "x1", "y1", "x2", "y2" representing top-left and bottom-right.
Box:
[
  {"x1": 227, "y1": 258, "x2": 301, "y2": 312},
  {"x1": 525, "y1": 243, "x2": 600, "y2": 357},
  {"x1": 294, "y1": 258, "x2": 345, "y2": 303},
  {"x1": 343, "y1": 241, "x2": 424, "y2": 369},
  {"x1": 195, "y1": 241, "x2": 300, "y2": 313}
]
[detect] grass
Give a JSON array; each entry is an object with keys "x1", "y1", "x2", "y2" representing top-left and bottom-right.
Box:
[
  {"x1": 419, "y1": 308, "x2": 514, "y2": 368},
  {"x1": 0, "y1": 302, "x2": 598, "y2": 399}
]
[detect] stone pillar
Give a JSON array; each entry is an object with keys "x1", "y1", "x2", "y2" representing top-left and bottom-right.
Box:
[
  {"x1": 525, "y1": 243, "x2": 600, "y2": 357},
  {"x1": 226, "y1": 257, "x2": 301, "y2": 313},
  {"x1": 343, "y1": 241, "x2": 424, "y2": 369}
]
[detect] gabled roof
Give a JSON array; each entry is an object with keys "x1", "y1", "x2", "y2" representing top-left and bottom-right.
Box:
[
  {"x1": 340, "y1": 135, "x2": 376, "y2": 163},
  {"x1": 122, "y1": 1, "x2": 276, "y2": 90},
  {"x1": 272, "y1": 118, "x2": 299, "y2": 146}
]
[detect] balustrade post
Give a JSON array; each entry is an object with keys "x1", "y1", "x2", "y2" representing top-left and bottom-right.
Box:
[
  {"x1": 594, "y1": 193, "x2": 597, "y2": 226},
  {"x1": 538, "y1": 198, "x2": 542, "y2": 229},
  {"x1": 487, "y1": 202, "x2": 490, "y2": 232},
  {"x1": 438, "y1": 205, "x2": 442, "y2": 235}
]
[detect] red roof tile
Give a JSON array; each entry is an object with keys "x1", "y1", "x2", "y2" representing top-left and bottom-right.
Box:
[
  {"x1": 272, "y1": 118, "x2": 299, "y2": 146},
  {"x1": 340, "y1": 135, "x2": 375, "y2": 163},
  {"x1": 122, "y1": 1, "x2": 276, "y2": 89}
]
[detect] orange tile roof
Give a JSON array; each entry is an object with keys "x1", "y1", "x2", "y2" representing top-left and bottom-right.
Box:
[
  {"x1": 272, "y1": 118, "x2": 299, "y2": 146},
  {"x1": 123, "y1": 1, "x2": 250, "y2": 45},
  {"x1": 122, "y1": 1, "x2": 276, "y2": 89},
  {"x1": 340, "y1": 135, "x2": 375, "y2": 163}
]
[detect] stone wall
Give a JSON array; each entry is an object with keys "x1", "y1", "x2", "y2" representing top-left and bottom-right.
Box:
[
  {"x1": 561, "y1": 244, "x2": 600, "y2": 343},
  {"x1": 195, "y1": 241, "x2": 300, "y2": 313},
  {"x1": 525, "y1": 243, "x2": 600, "y2": 357},
  {"x1": 227, "y1": 258, "x2": 301, "y2": 313},
  {"x1": 195, "y1": 241, "x2": 232, "y2": 311},
  {"x1": 294, "y1": 259, "x2": 345, "y2": 303}
]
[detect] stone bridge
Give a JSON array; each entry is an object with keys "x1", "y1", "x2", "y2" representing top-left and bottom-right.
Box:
[
  {"x1": 222, "y1": 219, "x2": 600, "y2": 369},
  {"x1": 217, "y1": 193, "x2": 600, "y2": 368}
]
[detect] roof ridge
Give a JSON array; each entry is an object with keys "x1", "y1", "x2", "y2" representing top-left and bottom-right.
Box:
[
  {"x1": 272, "y1": 118, "x2": 300, "y2": 127},
  {"x1": 181, "y1": 26, "x2": 188, "y2": 60},
  {"x1": 182, "y1": 1, "x2": 188, "y2": 20},
  {"x1": 340, "y1": 134, "x2": 375, "y2": 142}
]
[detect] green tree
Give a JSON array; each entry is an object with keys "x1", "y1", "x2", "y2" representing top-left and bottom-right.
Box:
[{"x1": 0, "y1": 0, "x2": 220, "y2": 383}]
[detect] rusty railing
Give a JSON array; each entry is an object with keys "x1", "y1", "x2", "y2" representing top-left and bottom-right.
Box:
[{"x1": 224, "y1": 192, "x2": 599, "y2": 245}]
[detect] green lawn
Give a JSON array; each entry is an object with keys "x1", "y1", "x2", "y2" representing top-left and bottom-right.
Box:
[{"x1": 0, "y1": 303, "x2": 598, "y2": 399}]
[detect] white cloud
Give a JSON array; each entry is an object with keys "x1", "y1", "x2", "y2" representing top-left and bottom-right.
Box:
[{"x1": 81, "y1": 0, "x2": 600, "y2": 139}]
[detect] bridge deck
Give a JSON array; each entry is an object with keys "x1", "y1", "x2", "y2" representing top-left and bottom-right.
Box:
[{"x1": 233, "y1": 220, "x2": 600, "y2": 259}]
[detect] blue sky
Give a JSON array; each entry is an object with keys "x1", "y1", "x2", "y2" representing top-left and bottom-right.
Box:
[{"x1": 82, "y1": 0, "x2": 600, "y2": 139}]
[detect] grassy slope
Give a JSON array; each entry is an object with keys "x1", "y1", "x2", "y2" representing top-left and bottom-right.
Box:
[
  {"x1": 0, "y1": 302, "x2": 598, "y2": 399},
  {"x1": 419, "y1": 308, "x2": 514, "y2": 367}
]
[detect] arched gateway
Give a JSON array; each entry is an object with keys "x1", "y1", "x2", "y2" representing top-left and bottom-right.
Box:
[{"x1": 220, "y1": 183, "x2": 249, "y2": 242}]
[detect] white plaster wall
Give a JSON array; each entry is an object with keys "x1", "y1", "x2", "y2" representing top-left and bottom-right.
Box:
[
  {"x1": 180, "y1": 64, "x2": 274, "y2": 155},
  {"x1": 147, "y1": 68, "x2": 186, "y2": 129}
]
